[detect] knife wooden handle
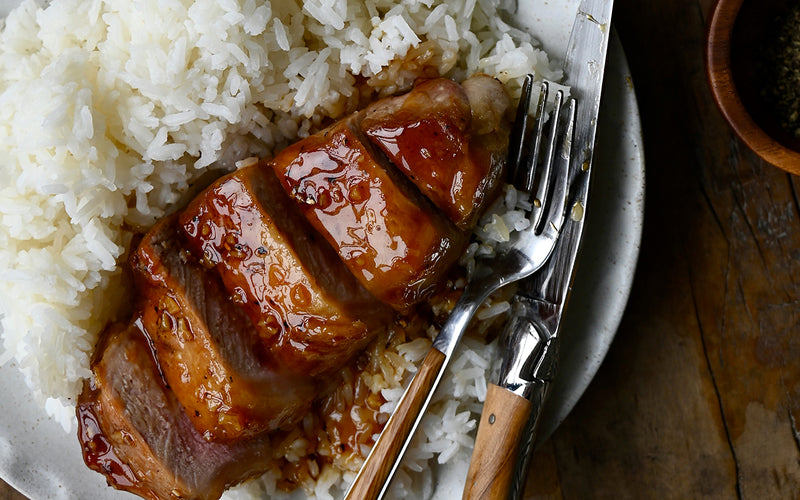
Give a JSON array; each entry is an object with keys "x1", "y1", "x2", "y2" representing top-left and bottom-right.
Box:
[
  {"x1": 345, "y1": 347, "x2": 447, "y2": 500},
  {"x1": 463, "y1": 383, "x2": 533, "y2": 500}
]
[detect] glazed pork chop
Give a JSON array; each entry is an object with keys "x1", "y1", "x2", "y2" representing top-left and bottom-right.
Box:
[
  {"x1": 269, "y1": 116, "x2": 467, "y2": 312},
  {"x1": 132, "y1": 216, "x2": 320, "y2": 442},
  {"x1": 360, "y1": 75, "x2": 510, "y2": 229},
  {"x1": 78, "y1": 75, "x2": 511, "y2": 500},
  {"x1": 77, "y1": 322, "x2": 275, "y2": 500},
  {"x1": 179, "y1": 163, "x2": 391, "y2": 379}
]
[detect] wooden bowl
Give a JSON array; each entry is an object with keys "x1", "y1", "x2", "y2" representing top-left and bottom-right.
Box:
[{"x1": 706, "y1": 0, "x2": 800, "y2": 174}]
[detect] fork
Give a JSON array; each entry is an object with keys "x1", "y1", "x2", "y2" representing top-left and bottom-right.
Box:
[{"x1": 343, "y1": 74, "x2": 577, "y2": 500}]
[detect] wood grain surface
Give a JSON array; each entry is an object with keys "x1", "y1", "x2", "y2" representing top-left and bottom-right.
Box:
[
  {"x1": 0, "y1": 481, "x2": 24, "y2": 500},
  {"x1": 522, "y1": 0, "x2": 800, "y2": 498},
  {"x1": 3, "y1": 0, "x2": 799, "y2": 499},
  {"x1": 464, "y1": 383, "x2": 535, "y2": 499}
]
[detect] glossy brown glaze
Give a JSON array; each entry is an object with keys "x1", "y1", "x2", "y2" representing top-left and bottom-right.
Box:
[
  {"x1": 361, "y1": 76, "x2": 510, "y2": 229},
  {"x1": 77, "y1": 76, "x2": 507, "y2": 500},
  {"x1": 132, "y1": 216, "x2": 320, "y2": 442},
  {"x1": 77, "y1": 322, "x2": 275, "y2": 500},
  {"x1": 179, "y1": 163, "x2": 392, "y2": 377},
  {"x1": 270, "y1": 117, "x2": 467, "y2": 312},
  {"x1": 319, "y1": 362, "x2": 384, "y2": 453}
]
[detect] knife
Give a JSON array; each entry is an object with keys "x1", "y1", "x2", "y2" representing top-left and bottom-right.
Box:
[{"x1": 462, "y1": 0, "x2": 615, "y2": 498}]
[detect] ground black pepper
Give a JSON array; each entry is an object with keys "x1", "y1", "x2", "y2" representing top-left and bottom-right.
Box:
[{"x1": 762, "y1": 4, "x2": 800, "y2": 138}]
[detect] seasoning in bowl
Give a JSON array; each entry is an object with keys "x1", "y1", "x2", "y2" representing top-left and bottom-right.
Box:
[
  {"x1": 761, "y1": 3, "x2": 800, "y2": 139},
  {"x1": 708, "y1": 0, "x2": 800, "y2": 172}
]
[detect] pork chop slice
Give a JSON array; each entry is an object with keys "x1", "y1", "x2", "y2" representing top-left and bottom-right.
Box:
[
  {"x1": 269, "y1": 117, "x2": 467, "y2": 312},
  {"x1": 77, "y1": 321, "x2": 275, "y2": 500},
  {"x1": 179, "y1": 163, "x2": 391, "y2": 378},
  {"x1": 360, "y1": 76, "x2": 510, "y2": 229},
  {"x1": 131, "y1": 215, "x2": 320, "y2": 442}
]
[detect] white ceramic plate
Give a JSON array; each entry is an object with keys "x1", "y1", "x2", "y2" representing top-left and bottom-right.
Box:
[{"x1": 0, "y1": 1, "x2": 644, "y2": 498}]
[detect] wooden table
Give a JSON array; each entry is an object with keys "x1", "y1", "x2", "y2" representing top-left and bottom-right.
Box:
[
  {"x1": 3, "y1": 0, "x2": 799, "y2": 498},
  {"x1": 521, "y1": 0, "x2": 800, "y2": 498}
]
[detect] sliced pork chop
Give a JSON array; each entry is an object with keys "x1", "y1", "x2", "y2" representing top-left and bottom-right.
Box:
[
  {"x1": 77, "y1": 321, "x2": 275, "y2": 500},
  {"x1": 179, "y1": 163, "x2": 392, "y2": 378},
  {"x1": 360, "y1": 76, "x2": 510, "y2": 229},
  {"x1": 131, "y1": 215, "x2": 320, "y2": 442},
  {"x1": 269, "y1": 117, "x2": 467, "y2": 312}
]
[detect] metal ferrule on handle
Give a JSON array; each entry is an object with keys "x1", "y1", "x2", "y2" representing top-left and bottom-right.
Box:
[{"x1": 497, "y1": 297, "x2": 561, "y2": 401}]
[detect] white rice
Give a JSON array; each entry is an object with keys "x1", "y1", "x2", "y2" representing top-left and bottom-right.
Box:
[{"x1": 0, "y1": 0, "x2": 561, "y2": 497}]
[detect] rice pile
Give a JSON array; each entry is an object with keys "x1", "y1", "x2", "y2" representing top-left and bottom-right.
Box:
[{"x1": 0, "y1": 0, "x2": 561, "y2": 497}]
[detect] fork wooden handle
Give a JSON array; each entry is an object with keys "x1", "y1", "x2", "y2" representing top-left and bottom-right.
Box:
[
  {"x1": 345, "y1": 347, "x2": 447, "y2": 500},
  {"x1": 463, "y1": 383, "x2": 533, "y2": 500}
]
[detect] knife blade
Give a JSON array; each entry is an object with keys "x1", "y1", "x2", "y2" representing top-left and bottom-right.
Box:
[{"x1": 462, "y1": 0, "x2": 615, "y2": 498}]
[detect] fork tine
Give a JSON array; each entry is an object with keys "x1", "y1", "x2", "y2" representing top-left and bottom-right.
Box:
[
  {"x1": 507, "y1": 74, "x2": 534, "y2": 187},
  {"x1": 530, "y1": 85, "x2": 564, "y2": 233},
  {"x1": 521, "y1": 81, "x2": 550, "y2": 194},
  {"x1": 540, "y1": 96, "x2": 577, "y2": 237},
  {"x1": 509, "y1": 75, "x2": 577, "y2": 238}
]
